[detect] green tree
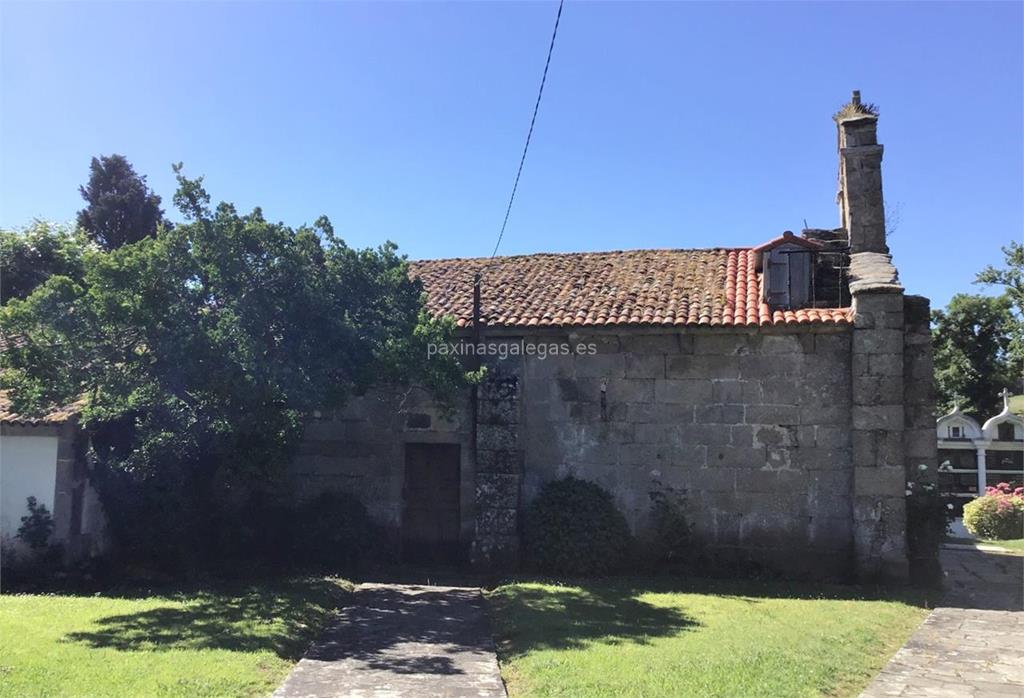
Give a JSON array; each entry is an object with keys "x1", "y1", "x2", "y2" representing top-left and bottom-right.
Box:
[
  {"x1": 977, "y1": 241, "x2": 1024, "y2": 315},
  {"x1": 77, "y1": 154, "x2": 167, "y2": 250},
  {"x1": 932, "y1": 293, "x2": 1017, "y2": 418},
  {"x1": 976, "y1": 241, "x2": 1024, "y2": 376},
  {"x1": 0, "y1": 221, "x2": 90, "y2": 304},
  {"x1": 2, "y1": 167, "x2": 466, "y2": 568}
]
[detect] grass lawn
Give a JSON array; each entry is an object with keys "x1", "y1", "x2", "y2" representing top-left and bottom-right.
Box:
[
  {"x1": 947, "y1": 536, "x2": 1024, "y2": 556},
  {"x1": 0, "y1": 577, "x2": 349, "y2": 697},
  {"x1": 987, "y1": 538, "x2": 1024, "y2": 552},
  {"x1": 489, "y1": 578, "x2": 929, "y2": 698}
]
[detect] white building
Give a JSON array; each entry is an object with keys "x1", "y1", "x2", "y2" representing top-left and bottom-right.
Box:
[
  {"x1": 0, "y1": 393, "x2": 105, "y2": 560},
  {"x1": 936, "y1": 390, "x2": 1024, "y2": 509}
]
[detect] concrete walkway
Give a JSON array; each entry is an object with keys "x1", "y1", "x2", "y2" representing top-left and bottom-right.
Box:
[
  {"x1": 860, "y1": 608, "x2": 1024, "y2": 697},
  {"x1": 273, "y1": 583, "x2": 506, "y2": 698},
  {"x1": 862, "y1": 546, "x2": 1024, "y2": 698}
]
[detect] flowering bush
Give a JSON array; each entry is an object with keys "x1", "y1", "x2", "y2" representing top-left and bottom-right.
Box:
[{"x1": 963, "y1": 483, "x2": 1024, "y2": 540}]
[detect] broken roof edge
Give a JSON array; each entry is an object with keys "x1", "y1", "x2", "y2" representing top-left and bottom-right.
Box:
[{"x1": 751, "y1": 231, "x2": 824, "y2": 253}]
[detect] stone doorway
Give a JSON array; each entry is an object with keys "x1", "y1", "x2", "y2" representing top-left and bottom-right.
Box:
[{"x1": 401, "y1": 443, "x2": 462, "y2": 564}]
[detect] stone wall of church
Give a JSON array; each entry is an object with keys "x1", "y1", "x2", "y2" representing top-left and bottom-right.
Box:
[
  {"x1": 503, "y1": 326, "x2": 856, "y2": 579},
  {"x1": 288, "y1": 318, "x2": 934, "y2": 581}
]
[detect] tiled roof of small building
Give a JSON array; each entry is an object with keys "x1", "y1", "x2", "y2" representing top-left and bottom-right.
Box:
[
  {"x1": 0, "y1": 390, "x2": 84, "y2": 426},
  {"x1": 410, "y1": 248, "x2": 852, "y2": 329}
]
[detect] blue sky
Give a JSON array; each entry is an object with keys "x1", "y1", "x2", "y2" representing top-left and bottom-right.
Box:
[{"x1": 1, "y1": 1, "x2": 1021, "y2": 310}]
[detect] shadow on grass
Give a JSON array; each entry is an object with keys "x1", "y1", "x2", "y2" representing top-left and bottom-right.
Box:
[
  {"x1": 65, "y1": 577, "x2": 348, "y2": 660},
  {"x1": 487, "y1": 574, "x2": 939, "y2": 661},
  {"x1": 487, "y1": 582, "x2": 700, "y2": 661}
]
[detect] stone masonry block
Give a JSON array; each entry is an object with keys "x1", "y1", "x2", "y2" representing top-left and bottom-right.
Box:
[
  {"x1": 477, "y1": 449, "x2": 524, "y2": 474},
  {"x1": 692, "y1": 334, "x2": 751, "y2": 356},
  {"x1": 796, "y1": 446, "x2": 852, "y2": 470},
  {"x1": 620, "y1": 334, "x2": 688, "y2": 355},
  {"x1": 568, "y1": 333, "x2": 621, "y2": 354},
  {"x1": 760, "y1": 377, "x2": 802, "y2": 405},
  {"x1": 524, "y1": 354, "x2": 575, "y2": 382},
  {"x1": 712, "y1": 380, "x2": 745, "y2": 404},
  {"x1": 476, "y1": 507, "x2": 518, "y2": 535},
  {"x1": 654, "y1": 379, "x2": 713, "y2": 404},
  {"x1": 730, "y1": 425, "x2": 754, "y2": 447},
  {"x1": 854, "y1": 466, "x2": 906, "y2": 497},
  {"x1": 852, "y1": 329, "x2": 904, "y2": 355},
  {"x1": 476, "y1": 473, "x2": 520, "y2": 509},
  {"x1": 477, "y1": 423, "x2": 518, "y2": 451},
  {"x1": 707, "y1": 445, "x2": 766, "y2": 469},
  {"x1": 687, "y1": 467, "x2": 737, "y2": 493},
  {"x1": 905, "y1": 354, "x2": 935, "y2": 384},
  {"x1": 902, "y1": 330, "x2": 931, "y2": 346},
  {"x1": 574, "y1": 353, "x2": 625, "y2": 379},
  {"x1": 669, "y1": 423, "x2": 730, "y2": 447},
  {"x1": 738, "y1": 354, "x2": 805, "y2": 379},
  {"x1": 626, "y1": 402, "x2": 694, "y2": 424},
  {"x1": 607, "y1": 378, "x2": 655, "y2": 403},
  {"x1": 856, "y1": 293, "x2": 906, "y2": 314},
  {"x1": 853, "y1": 376, "x2": 903, "y2": 405},
  {"x1": 618, "y1": 442, "x2": 667, "y2": 467},
  {"x1": 555, "y1": 377, "x2": 602, "y2": 403},
  {"x1": 903, "y1": 294, "x2": 931, "y2": 326},
  {"x1": 799, "y1": 405, "x2": 849, "y2": 425},
  {"x1": 480, "y1": 375, "x2": 519, "y2": 401},
  {"x1": 904, "y1": 427, "x2": 937, "y2": 461},
  {"x1": 478, "y1": 398, "x2": 519, "y2": 425},
  {"x1": 625, "y1": 354, "x2": 665, "y2": 379},
  {"x1": 742, "y1": 467, "x2": 809, "y2": 494},
  {"x1": 634, "y1": 422, "x2": 672, "y2": 444},
  {"x1": 868, "y1": 353, "x2": 903, "y2": 377},
  {"x1": 853, "y1": 311, "x2": 874, "y2": 329},
  {"x1": 745, "y1": 404, "x2": 799, "y2": 425},
  {"x1": 696, "y1": 404, "x2": 745, "y2": 425},
  {"x1": 812, "y1": 426, "x2": 851, "y2": 448},
  {"x1": 851, "y1": 430, "x2": 903, "y2": 468},
  {"x1": 756, "y1": 334, "x2": 807, "y2": 355},
  {"x1": 666, "y1": 355, "x2": 740, "y2": 380},
  {"x1": 852, "y1": 405, "x2": 904, "y2": 431},
  {"x1": 814, "y1": 333, "x2": 851, "y2": 355},
  {"x1": 753, "y1": 424, "x2": 797, "y2": 449}
]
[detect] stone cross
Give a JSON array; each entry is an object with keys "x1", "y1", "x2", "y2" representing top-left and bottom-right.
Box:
[{"x1": 1000, "y1": 387, "x2": 1011, "y2": 408}]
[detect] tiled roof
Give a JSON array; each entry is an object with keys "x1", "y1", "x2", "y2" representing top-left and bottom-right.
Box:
[
  {"x1": 0, "y1": 390, "x2": 84, "y2": 426},
  {"x1": 410, "y1": 248, "x2": 853, "y2": 329}
]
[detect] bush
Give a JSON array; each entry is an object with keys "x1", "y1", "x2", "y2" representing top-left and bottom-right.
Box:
[
  {"x1": 290, "y1": 491, "x2": 381, "y2": 571},
  {"x1": 963, "y1": 483, "x2": 1024, "y2": 540},
  {"x1": 523, "y1": 476, "x2": 633, "y2": 576},
  {"x1": 17, "y1": 497, "x2": 55, "y2": 550},
  {"x1": 643, "y1": 485, "x2": 691, "y2": 569}
]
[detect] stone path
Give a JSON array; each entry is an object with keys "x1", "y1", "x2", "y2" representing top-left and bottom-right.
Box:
[
  {"x1": 940, "y1": 545, "x2": 1024, "y2": 611},
  {"x1": 861, "y1": 546, "x2": 1023, "y2": 697},
  {"x1": 274, "y1": 583, "x2": 506, "y2": 698},
  {"x1": 860, "y1": 608, "x2": 1024, "y2": 697}
]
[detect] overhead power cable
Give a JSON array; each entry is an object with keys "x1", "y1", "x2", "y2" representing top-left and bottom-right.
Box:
[{"x1": 489, "y1": 0, "x2": 564, "y2": 258}]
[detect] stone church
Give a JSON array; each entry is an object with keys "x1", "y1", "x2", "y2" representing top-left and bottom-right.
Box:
[{"x1": 290, "y1": 92, "x2": 936, "y2": 582}]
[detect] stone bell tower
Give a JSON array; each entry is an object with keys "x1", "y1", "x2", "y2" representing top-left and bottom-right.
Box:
[{"x1": 839, "y1": 91, "x2": 907, "y2": 582}]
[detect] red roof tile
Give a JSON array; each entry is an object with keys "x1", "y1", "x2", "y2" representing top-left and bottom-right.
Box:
[
  {"x1": 0, "y1": 390, "x2": 84, "y2": 426},
  {"x1": 410, "y1": 248, "x2": 852, "y2": 329}
]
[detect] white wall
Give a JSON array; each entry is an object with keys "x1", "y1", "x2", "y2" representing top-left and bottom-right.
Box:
[{"x1": 0, "y1": 434, "x2": 59, "y2": 541}]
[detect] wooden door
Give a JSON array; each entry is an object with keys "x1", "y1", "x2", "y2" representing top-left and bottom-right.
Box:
[{"x1": 401, "y1": 443, "x2": 462, "y2": 563}]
